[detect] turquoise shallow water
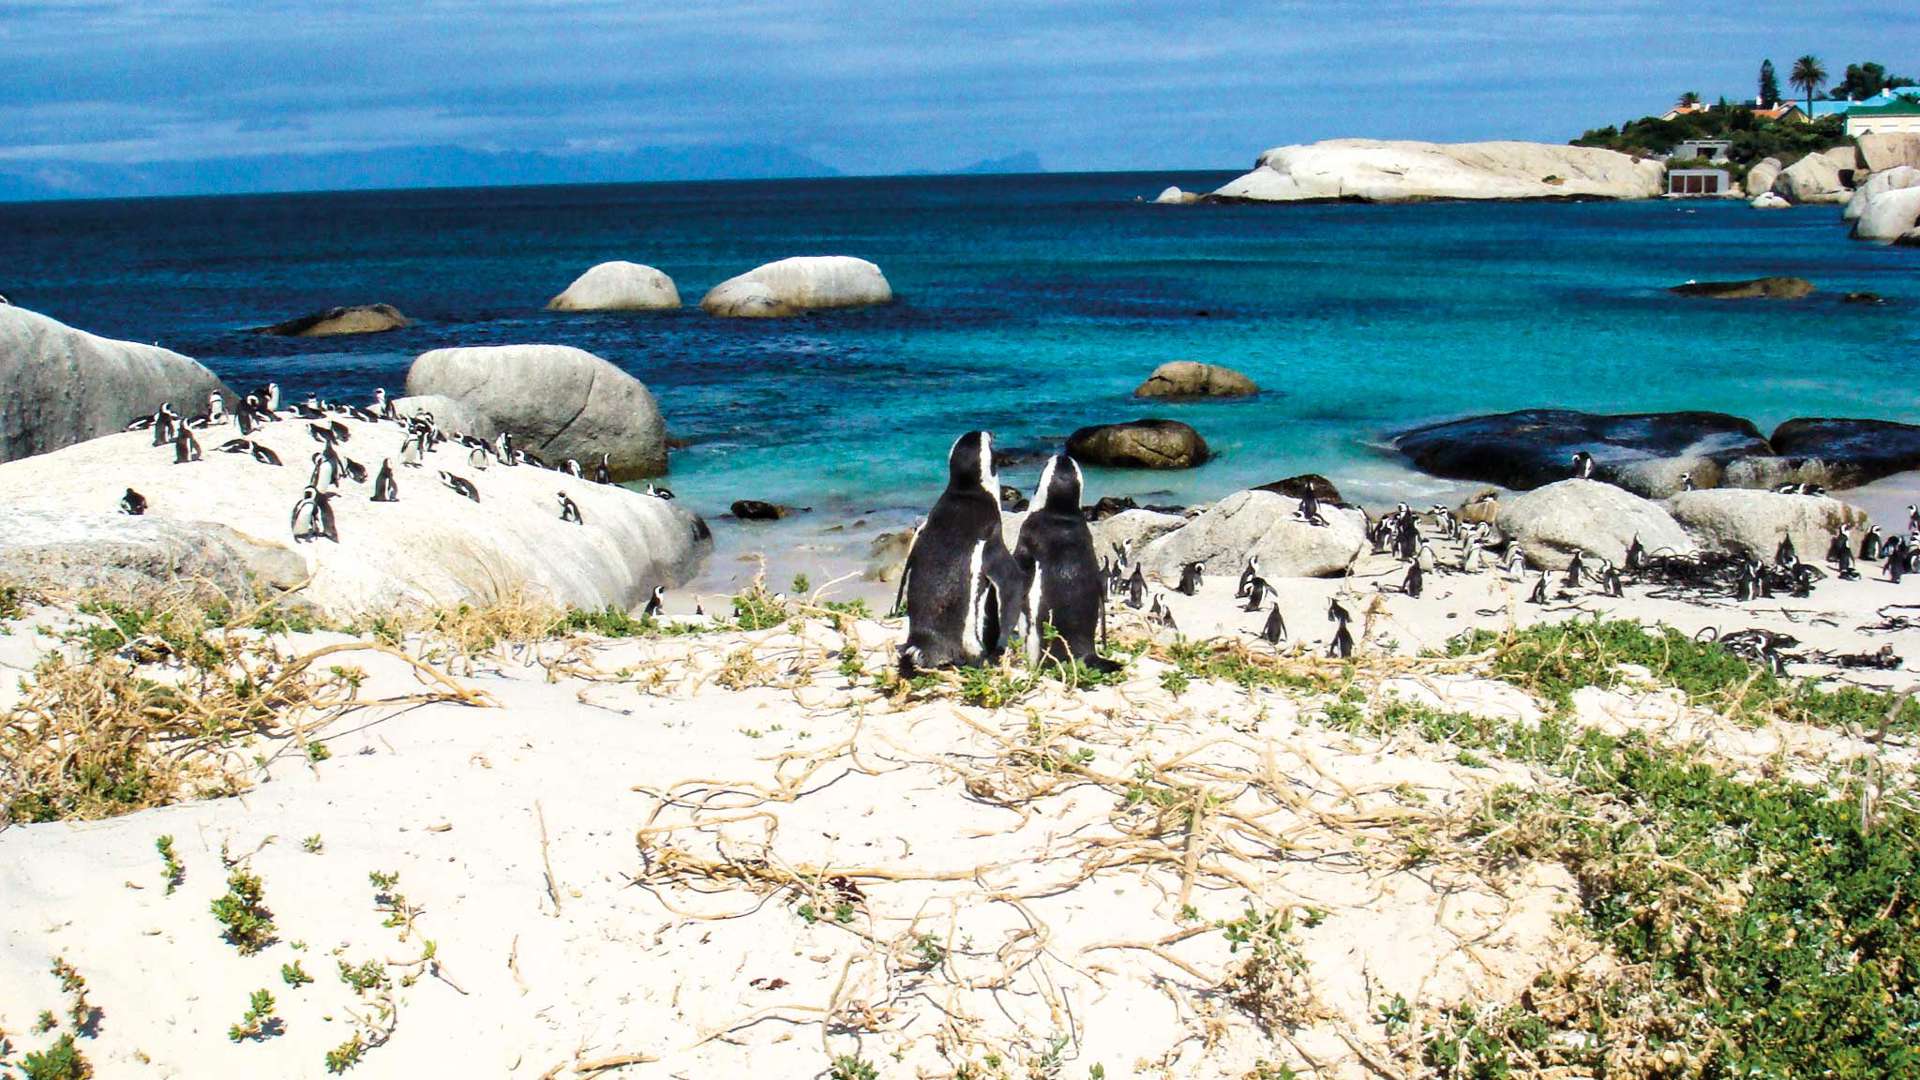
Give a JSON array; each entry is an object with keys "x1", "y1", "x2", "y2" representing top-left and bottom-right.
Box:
[{"x1": 2, "y1": 173, "x2": 1915, "y2": 558}]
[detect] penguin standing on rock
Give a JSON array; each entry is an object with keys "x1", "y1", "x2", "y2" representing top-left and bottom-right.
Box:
[
  {"x1": 1326, "y1": 598, "x2": 1354, "y2": 659},
  {"x1": 1176, "y1": 561, "x2": 1203, "y2": 596},
  {"x1": 290, "y1": 486, "x2": 338, "y2": 543},
  {"x1": 897, "y1": 431, "x2": 1024, "y2": 675},
  {"x1": 643, "y1": 586, "x2": 666, "y2": 618},
  {"x1": 1571, "y1": 451, "x2": 1595, "y2": 480},
  {"x1": 173, "y1": 426, "x2": 202, "y2": 464},
  {"x1": 557, "y1": 492, "x2": 583, "y2": 524},
  {"x1": 440, "y1": 471, "x2": 481, "y2": 502},
  {"x1": 593, "y1": 454, "x2": 613, "y2": 485},
  {"x1": 371, "y1": 459, "x2": 399, "y2": 502},
  {"x1": 1010, "y1": 454, "x2": 1119, "y2": 672},
  {"x1": 1861, "y1": 526, "x2": 1884, "y2": 562},
  {"x1": 1402, "y1": 559, "x2": 1424, "y2": 598},
  {"x1": 119, "y1": 488, "x2": 147, "y2": 516},
  {"x1": 1260, "y1": 603, "x2": 1287, "y2": 646}
]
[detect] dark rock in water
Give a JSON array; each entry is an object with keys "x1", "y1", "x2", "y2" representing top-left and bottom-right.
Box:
[
  {"x1": 1084, "y1": 495, "x2": 1138, "y2": 522},
  {"x1": 1668, "y1": 276, "x2": 1814, "y2": 300},
  {"x1": 255, "y1": 303, "x2": 409, "y2": 337},
  {"x1": 1255, "y1": 473, "x2": 1344, "y2": 505},
  {"x1": 1133, "y1": 361, "x2": 1259, "y2": 399},
  {"x1": 730, "y1": 499, "x2": 795, "y2": 521},
  {"x1": 1769, "y1": 418, "x2": 1920, "y2": 488},
  {"x1": 999, "y1": 485, "x2": 1029, "y2": 512},
  {"x1": 1066, "y1": 419, "x2": 1210, "y2": 470},
  {"x1": 1842, "y1": 291, "x2": 1885, "y2": 305},
  {"x1": 1393, "y1": 409, "x2": 1769, "y2": 491},
  {"x1": 991, "y1": 445, "x2": 1055, "y2": 470}
]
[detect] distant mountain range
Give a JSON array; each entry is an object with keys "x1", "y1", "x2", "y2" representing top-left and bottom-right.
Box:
[
  {"x1": 0, "y1": 144, "x2": 1049, "y2": 202},
  {"x1": 0, "y1": 143, "x2": 842, "y2": 202}
]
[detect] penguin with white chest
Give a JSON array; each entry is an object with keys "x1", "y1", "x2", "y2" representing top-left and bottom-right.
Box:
[
  {"x1": 897, "y1": 431, "x2": 1023, "y2": 676},
  {"x1": 1011, "y1": 454, "x2": 1120, "y2": 673}
]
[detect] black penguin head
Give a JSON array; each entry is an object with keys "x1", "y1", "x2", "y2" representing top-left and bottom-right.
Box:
[
  {"x1": 946, "y1": 431, "x2": 998, "y2": 496},
  {"x1": 1032, "y1": 454, "x2": 1083, "y2": 513}
]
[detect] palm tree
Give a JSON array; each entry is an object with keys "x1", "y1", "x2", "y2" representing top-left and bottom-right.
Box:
[
  {"x1": 1678, "y1": 91, "x2": 1702, "y2": 108},
  {"x1": 1790, "y1": 55, "x2": 1827, "y2": 116}
]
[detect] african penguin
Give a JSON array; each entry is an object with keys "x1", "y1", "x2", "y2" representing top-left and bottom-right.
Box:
[
  {"x1": 1326, "y1": 598, "x2": 1354, "y2": 659},
  {"x1": 439, "y1": 471, "x2": 481, "y2": 502},
  {"x1": 371, "y1": 459, "x2": 399, "y2": 502},
  {"x1": 1571, "y1": 451, "x2": 1594, "y2": 480},
  {"x1": 558, "y1": 492, "x2": 583, "y2": 524},
  {"x1": 1009, "y1": 454, "x2": 1117, "y2": 672},
  {"x1": 119, "y1": 488, "x2": 147, "y2": 516},
  {"x1": 897, "y1": 431, "x2": 1023, "y2": 675},
  {"x1": 643, "y1": 586, "x2": 665, "y2": 618}
]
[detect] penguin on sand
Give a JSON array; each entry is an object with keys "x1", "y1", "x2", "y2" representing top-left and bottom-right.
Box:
[
  {"x1": 897, "y1": 431, "x2": 1023, "y2": 676},
  {"x1": 370, "y1": 459, "x2": 399, "y2": 502},
  {"x1": 119, "y1": 488, "x2": 148, "y2": 516},
  {"x1": 1010, "y1": 454, "x2": 1121, "y2": 673}
]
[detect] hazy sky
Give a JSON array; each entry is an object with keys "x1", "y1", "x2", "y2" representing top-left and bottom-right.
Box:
[{"x1": 4, "y1": 0, "x2": 1914, "y2": 174}]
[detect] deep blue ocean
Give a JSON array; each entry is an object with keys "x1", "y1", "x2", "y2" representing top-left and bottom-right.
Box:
[{"x1": 3, "y1": 172, "x2": 1915, "y2": 585}]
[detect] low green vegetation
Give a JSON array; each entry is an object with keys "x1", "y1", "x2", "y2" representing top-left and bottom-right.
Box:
[
  {"x1": 154, "y1": 835, "x2": 183, "y2": 895},
  {"x1": 16, "y1": 1034, "x2": 88, "y2": 1080},
  {"x1": 226, "y1": 989, "x2": 280, "y2": 1042},
  {"x1": 210, "y1": 867, "x2": 275, "y2": 955},
  {"x1": 1572, "y1": 108, "x2": 1845, "y2": 171}
]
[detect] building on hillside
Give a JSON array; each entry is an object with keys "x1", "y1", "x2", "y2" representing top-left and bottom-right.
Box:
[
  {"x1": 1660, "y1": 102, "x2": 1710, "y2": 121},
  {"x1": 1749, "y1": 103, "x2": 1807, "y2": 122},
  {"x1": 1671, "y1": 138, "x2": 1732, "y2": 163},
  {"x1": 1667, "y1": 168, "x2": 1731, "y2": 196},
  {"x1": 1846, "y1": 97, "x2": 1920, "y2": 137},
  {"x1": 1810, "y1": 87, "x2": 1920, "y2": 119}
]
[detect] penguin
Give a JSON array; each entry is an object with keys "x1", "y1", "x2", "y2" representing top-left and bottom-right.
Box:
[
  {"x1": 1625, "y1": 535, "x2": 1646, "y2": 573},
  {"x1": 562, "y1": 459, "x2": 584, "y2": 479},
  {"x1": 1505, "y1": 546, "x2": 1528, "y2": 578},
  {"x1": 558, "y1": 492, "x2": 583, "y2": 524},
  {"x1": 1861, "y1": 525, "x2": 1884, "y2": 561},
  {"x1": 295, "y1": 395, "x2": 326, "y2": 420},
  {"x1": 1126, "y1": 565, "x2": 1147, "y2": 610},
  {"x1": 646, "y1": 482, "x2": 676, "y2": 501},
  {"x1": 1460, "y1": 535, "x2": 1487, "y2": 573},
  {"x1": 1402, "y1": 559, "x2": 1423, "y2": 598},
  {"x1": 1601, "y1": 562, "x2": 1623, "y2": 598},
  {"x1": 1294, "y1": 488, "x2": 1327, "y2": 527},
  {"x1": 1563, "y1": 550, "x2": 1584, "y2": 590},
  {"x1": 308, "y1": 422, "x2": 337, "y2": 445},
  {"x1": 643, "y1": 586, "x2": 665, "y2": 618},
  {"x1": 1826, "y1": 529, "x2": 1850, "y2": 566},
  {"x1": 593, "y1": 454, "x2": 613, "y2": 485},
  {"x1": 1909, "y1": 505, "x2": 1919, "y2": 536},
  {"x1": 150, "y1": 402, "x2": 178, "y2": 447},
  {"x1": 290, "y1": 486, "x2": 338, "y2": 543},
  {"x1": 1834, "y1": 543, "x2": 1859, "y2": 581},
  {"x1": 1011, "y1": 454, "x2": 1120, "y2": 672},
  {"x1": 520, "y1": 451, "x2": 547, "y2": 470},
  {"x1": 172, "y1": 426, "x2": 202, "y2": 464},
  {"x1": 1775, "y1": 535, "x2": 1797, "y2": 568},
  {"x1": 495, "y1": 432, "x2": 516, "y2": 466},
  {"x1": 371, "y1": 459, "x2": 399, "y2": 502},
  {"x1": 119, "y1": 488, "x2": 147, "y2": 516},
  {"x1": 1326, "y1": 598, "x2": 1354, "y2": 659},
  {"x1": 1681, "y1": 471, "x2": 1696, "y2": 492},
  {"x1": 1527, "y1": 572, "x2": 1549, "y2": 605},
  {"x1": 341, "y1": 457, "x2": 367, "y2": 484},
  {"x1": 237, "y1": 396, "x2": 261, "y2": 435},
  {"x1": 262, "y1": 382, "x2": 281, "y2": 412},
  {"x1": 468, "y1": 445, "x2": 491, "y2": 471},
  {"x1": 1236, "y1": 556, "x2": 1260, "y2": 600},
  {"x1": 1260, "y1": 603, "x2": 1287, "y2": 646},
  {"x1": 401, "y1": 433, "x2": 426, "y2": 469},
  {"x1": 1888, "y1": 551, "x2": 1906, "y2": 584},
  {"x1": 372, "y1": 387, "x2": 392, "y2": 419},
  {"x1": 1571, "y1": 451, "x2": 1594, "y2": 480},
  {"x1": 1155, "y1": 602, "x2": 1179, "y2": 634},
  {"x1": 898, "y1": 431, "x2": 1023, "y2": 675},
  {"x1": 440, "y1": 471, "x2": 481, "y2": 502},
  {"x1": 310, "y1": 450, "x2": 343, "y2": 490},
  {"x1": 1242, "y1": 576, "x2": 1270, "y2": 612},
  {"x1": 1176, "y1": 561, "x2": 1203, "y2": 597}
]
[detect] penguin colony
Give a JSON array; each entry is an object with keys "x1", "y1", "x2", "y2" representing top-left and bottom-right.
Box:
[
  {"x1": 896, "y1": 438, "x2": 1909, "y2": 678},
  {"x1": 116, "y1": 383, "x2": 678, "y2": 587}
]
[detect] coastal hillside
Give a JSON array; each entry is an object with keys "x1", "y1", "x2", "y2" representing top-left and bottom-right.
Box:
[{"x1": 1211, "y1": 140, "x2": 1665, "y2": 203}]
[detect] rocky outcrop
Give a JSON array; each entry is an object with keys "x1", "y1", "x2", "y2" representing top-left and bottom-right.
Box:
[
  {"x1": 1065, "y1": 419, "x2": 1210, "y2": 470},
  {"x1": 1212, "y1": 140, "x2": 1665, "y2": 203},
  {"x1": 731, "y1": 500, "x2": 794, "y2": 521},
  {"x1": 1749, "y1": 191, "x2": 1791, "y2": 210},
  {"x1": 1849, "y1": 179, "x2": 1920, "y2": 244},
  {"x1": 1132, "y1": 361, "x2": 1258, "y2": 399},
  {"x1": 547, "y1": 262, "x2": 681, "y2": 311},
  {"x1": 1141, "y1": 490, "x2": 1367, "y2": 578},
  {"x1": 1719, "y1": 456, "x2": 1844, "y2": 492},
  {"x1": 0, "y1": 419, "x2": 710, "y2": 618},
  {"x1": 390, "y1": 394, "x2": 498, "y2": 440},
  {"x1": 1775, "y1": 154, "x2": 1849, "y2": 204},
  {"x1": 1858, "y1": 132, "x2": 1920, "y2": 174},
  {"x1": 1090, "y1": 509, "x2": 1187, "y2": 558},
  {"x1": 1, "y1": 305, "x2": 232, "y2": 466},
  {"x1": 1746, "y1": 158, "x2": 1783, "y2": 196},
  {"x1": 699, "y1": 256, "x2": 892, "y2": 317},
  {"x1": 1769, "y1": 418, "x2": 1920, "y2": 488},
  {"x1": 1254, "y1": 474, "x2": 1344, "y2": 504},
  {"x1": 1497, "y1": 479, "x2": 1693, "y2": 569},
  {"x1": 405, "y1": 345, "x2": 667, "y2": 480},
  {"x1": 1152, "y1": 186, "x2": 1200, "y2": 205},
  {"x1": 1842, "y1": 166, "x2": 1919, "y2": 221},
  {"x1": 1667, "y1": 489, "x2": 1868, "y2": 560},
  {"x1": 256, "y1": 303, "x2": 408, "y2": 337},
  {"x1": 1393, "y1": 409, "x2": 1769, "y2": 491},
  {"x1": 1607, "y1": 456, "x2": 1724, "y2": 499},
  {"x1": 1669, "y1": 276, "x2": 1814, "y2": 299},
  {"x1": 0, "y1": 507, "x2": 306, "y2": 608}
]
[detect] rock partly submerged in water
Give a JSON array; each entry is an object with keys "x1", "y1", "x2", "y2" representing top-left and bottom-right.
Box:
[
  {"x1": 547, "y1": 261, "x2": 681, "y2": 311},
  {"x1": 406, "y1": 344, "x2": 668, "y2": 480},
  {"x1": 1212, "y1": 139, "x2": 1664, "y2": 203},
  {"x1": 1749, "y1": 191, "x2": 1792, "y2": 210},
  {"x1": 1254, "y1": 473, "x2": 1345, "y2": 505},
  {"x1": 700, "y1": 256, "x2": 892, "y2": 318},
  {"x1": 1768, "y1": 418, "x2": 1920, "y2": 488},
  {"x1": 1666, "y1": 489, "x2": 1868, "y2": 561},
  {"x1": 1132, "y1": 361, "x2": 1259, "y2": 399},
  {"x1": 1066, "y1": 419, "x2": 1210, "y2": 470},
  {"x1": 1498, "y1": 479, "x2": 1694, "y2": 569},
  {"x1": 731, "y1": 500, "x2": 798, "y2": 521},
  {"x1": 1, "y1": 304, "x2": 232, "y2": 467},
  {"x1": 0, "y1": 419, "x2": 710, "y2": 618},
  {"x1": 1668, "y1": 276, "x2": 1815, "y2": 300},
  {"x1": 1393, "y1": 409, "x2": 1769, "y2": 491},
  {"x1": 1151, "y1": 186, "x2": 1200, "y2": 205},
  {"x1": 1142, "y1": 489, "x2": 1366, "y2": 578},
  {"x1": 1849, "y1": 180, "x2": 1920, "y2": 245},
  {"x1": 255, "y1": 303, "x2": 409, "y2": 337}
]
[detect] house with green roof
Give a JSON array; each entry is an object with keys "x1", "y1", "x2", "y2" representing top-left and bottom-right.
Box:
[{"x1": 1846, "y1": 95, "x2": 1920, "y2": 138}]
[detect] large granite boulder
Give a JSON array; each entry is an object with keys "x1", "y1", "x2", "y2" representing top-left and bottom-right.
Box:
[
  {"x1": 1133, "y1": 361, "x2": 1258, "y2": 399},
  {"x1": 1607, "y1": 456, "x2": 1724, "y2": 499},
  {"x1": 1851, "y1": 184, "x2": 1920, "y2": 244},
  {"x1": 1669, "y1": 276, "x2": 1815, "y2": 299},
  {"x1": 699, "y1": 256, "x2": 892, "y2": 317},
  {"x1": 1, "y1": 305, "x2": 232, "y2": 466},
  {"x1": 1667, "y1": 489, "x2": 1868, "y2": 560},
  {"x1": 390, "y1": 394, "x2": 498, "y2": 441},
  {"x1": 1090, "y1": 509, "x2": 1187, "y2": 559},
  {"x1": 1775, "y1": 153, "x2": 1848, "y2": 204},
  {"x1": 1497, "y1": 479, "x2": 1694, "y2": 569},
  {"x1": 547, "y1": 261, "x2": 681, "y2": 311},
  {"x1": 0, "y1": 419, "x2": 710, "y2": 618},
  {"x1": 1141, "y1": 490, "x2": 1367, "y2": 578},
  {"x1": 1152, "y1": 186, "x2": 1200, "y2": 205},
  {"x1": 1746, "y1": 157, "x2": 1783, "y2": 196},
  {"x1": 405, "y1": 344, "x2": 667, "y2": 480},
  {"x1": 1768, "y1": 418, "x2": 1920, "y2": 488},
  {"x1": 1066, "y1": 419, "x2": 1210, "y2": 469},
  {"x1": 1843, "y1": 166, "x2": 1919, "y2": 221},
  {"x1": 0, "y1": 507, "x2": 306, "y2": 608},
  {"x1": 1392, "y1": 409, "x2": 1769, "y2": 491},
  {"x1": 255, "y1": 303, "x2": 408, "y2": 337},
  {"x1": 1749, "y1": 191, "x2": 1791, "y2": 210},
  {"x1": 1858, "y1": 133, "x2": 1920, "y2": 174},
  {"x1": 1212, "y1": 140, "x2": 1664, "y2": 203},
  {"x1": 1254, "y1": 473, "x2": 1344, "y2": 504},
  {"x1": 1719, "y1": 456, "x2": 1845, "y2": 492}
]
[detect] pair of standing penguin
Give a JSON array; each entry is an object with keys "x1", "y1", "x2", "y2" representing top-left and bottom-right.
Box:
[{"x1": 896, "y1": 431, "x2": 1117, "y2": 677}]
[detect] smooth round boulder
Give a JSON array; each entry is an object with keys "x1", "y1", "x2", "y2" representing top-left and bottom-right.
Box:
[
  {"x1": 1152, "y1": 186, "x2": 1199, "y2": 205},
  {"x1": 1746, "y1": 158, "x2": 1782, "y2": 197},
  {"x1": 1668, "y1": 276, "x2": 1814, "y2": 300},
  {"x1": 1858, "y1": 133, "x2": 1920, "y2": 174},
  {"x1": 1496, "y1": 479, "x2": 1694, "y2": 569},
  {"x1": 1133, "y1": 361, "x2": 1259, "y2": 399},
  {"x1": 1749, "y1": 192, "x2": 1791, "y2": 210},
  {"x1": 1393, "y1": 409, "x2": 1768, "y2": 491},
  {"x1": 1, "y1": 304, "x2": 232, "y2": 466},
  {"x1": 547, "y1": 262, "x2": 681, "y2": 311},
  {"x1": 405, "y1": 345, "x2": 667, "y2": 480},
  {"x1": 1667, "y1": 489, "x2": 1868, "y2": 560},
  {"x1": 1607, "y1": 456, "x2": 1724, "y2": 499},
  {"x1": 1066, "y1": 419, "x2": 1210, "y2": 470},
  {"x1": 1090, "y1": 509, "x2": 1187, "y2": 559},
  {"x1": 1775, "y1": 154, "x2": 1848, "y2": 204},
  {"x1": 1253, "y1": 473, "x2": 1343, "y2": 504},
  {"x1": 700, "y1": 256, "x2": 892, "y2": 318},
  {"x1": 256, "y1": 303, "x2": 408, "y2": 337},
  {"x1": 1842, "y1": 166, "x2": 1919, "y2": 222},
  {"x1": 1852, "y1": 185, "x2": 1920, "y2": 244},
  {"x1": 1142, "y1": 490, "x2": 1366, "y2": 578},
  {"x1": 1768, "y1": 418, "x2": 1920, "y2": 489}
]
